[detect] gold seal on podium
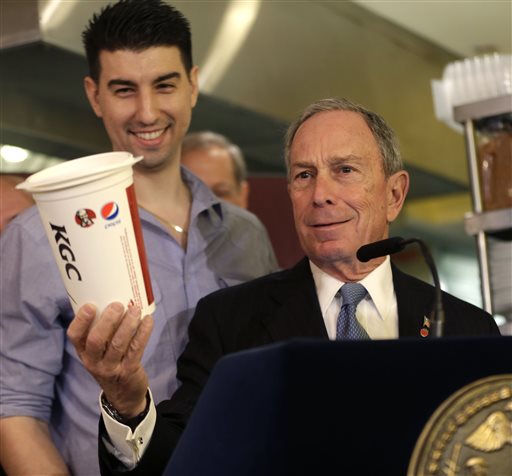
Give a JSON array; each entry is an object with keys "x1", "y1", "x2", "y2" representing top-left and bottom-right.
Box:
[{"x1": 408, "y1": 374, "x2": 512, "y2": 476}]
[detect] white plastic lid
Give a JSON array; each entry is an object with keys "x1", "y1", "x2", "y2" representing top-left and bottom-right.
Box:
[{"x1": 17, "y1": 152, "x2": 142, "y2": 193}]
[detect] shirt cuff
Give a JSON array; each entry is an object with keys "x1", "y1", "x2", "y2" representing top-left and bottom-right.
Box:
[{"x1": 99, "y1": 388, "x2": 157, "y2": 469}]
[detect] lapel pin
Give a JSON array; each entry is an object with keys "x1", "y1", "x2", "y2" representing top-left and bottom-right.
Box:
[{"x1": 420, "y1": 316, "x2": 431, "y2": 337}]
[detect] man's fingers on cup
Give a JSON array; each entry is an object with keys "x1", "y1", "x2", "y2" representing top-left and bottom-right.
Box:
[
  {"x1": 67, "y1": 303, "x2": 97, "y2": 352},
  {"x1": 85, "y1": 302, "x2": 125, "y2": 362},
  {"x1": 102, "y1": 305, "x2": 142, "y2": 363},
  {"x1": 126, "y1": 314, "x2": 154, "y2": 362}
]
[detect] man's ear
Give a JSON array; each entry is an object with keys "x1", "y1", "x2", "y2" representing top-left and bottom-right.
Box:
[
  {"x1": 189, "y1": 66, "x2": 199, "y2": 109},
  {"x1": 239, "y1": 180, "x2": 250, "y2": 209},
  {"x1": 386, "y1": 170, "x2": 409, "y2": 223},
  {"x1": 84, "y1": 76, "x2": 103, "y2": 118}
]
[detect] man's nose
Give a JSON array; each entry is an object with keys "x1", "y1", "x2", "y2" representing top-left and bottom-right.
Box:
[
  {"x1": 312, "y1": 174, "x2": 336, "y2": 206},
  {"x1": 136, "y1": 90, "x2": 159, "y2": 125}
]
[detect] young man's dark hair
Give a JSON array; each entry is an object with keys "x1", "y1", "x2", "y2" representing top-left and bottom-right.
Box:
[{"x1": 82, "y1": 0, "x2": 193, "y2": 82}]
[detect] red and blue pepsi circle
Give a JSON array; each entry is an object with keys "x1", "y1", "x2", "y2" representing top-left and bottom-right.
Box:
[{"x1": 101, "y1": 202, "x2": 120, "y2": 221}]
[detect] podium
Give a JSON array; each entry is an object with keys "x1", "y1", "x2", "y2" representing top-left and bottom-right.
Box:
[{"x1": 164, "y1": 337, "x2": 511, "y2": 475}]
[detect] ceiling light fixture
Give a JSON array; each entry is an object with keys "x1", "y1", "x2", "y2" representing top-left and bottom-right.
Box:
[
  {"x1": 0, "y1": 145, "x2": 30, "y2": 163},
  {"x1": 199, "y1": 0, "x2": 261, "y2": 94}
]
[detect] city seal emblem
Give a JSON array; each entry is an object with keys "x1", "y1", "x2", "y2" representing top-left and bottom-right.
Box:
[{"x1": 408, "y1": 374, "x2": 512, "y2": 476}]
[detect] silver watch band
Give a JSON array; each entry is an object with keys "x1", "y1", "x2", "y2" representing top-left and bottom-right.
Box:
[{"x1": 101, "y1": 392, "x2": 150, "y2": 430}]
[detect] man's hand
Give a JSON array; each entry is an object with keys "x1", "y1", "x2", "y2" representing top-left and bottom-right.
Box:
[{"x1": 67, "y1": 302, "x2": 154, "y2": 418}]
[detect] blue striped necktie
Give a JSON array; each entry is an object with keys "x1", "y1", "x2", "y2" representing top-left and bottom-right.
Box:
[{"x1": 336, "y1": 283, "x2": 370, "y2": 340}]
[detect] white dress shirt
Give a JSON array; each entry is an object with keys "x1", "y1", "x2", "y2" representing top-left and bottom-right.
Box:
[{"x1": 309, "y1": 256, "x2": 399, "y2": 340}]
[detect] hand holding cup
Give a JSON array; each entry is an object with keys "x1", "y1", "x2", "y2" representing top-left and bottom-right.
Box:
[{"x1": 67, "y1": 302, "x2": 153, "y2": 418}]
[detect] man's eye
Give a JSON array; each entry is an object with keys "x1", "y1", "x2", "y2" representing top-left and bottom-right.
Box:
[
  {"x1": 214, "y1": 189, "x2": 232, "y2": 198},
  {"x1": 157, "y1": 83, "x2": 176, "y2": 91},
  {"x1": 114, "y1": 87, "x2": 134, "y2": 96},
  {"x1": 340, "y1": 166, "x2": 352, "y2": 173},
  {"x1": 296, "y1": 171, "x2": 311, "y2": 180}
]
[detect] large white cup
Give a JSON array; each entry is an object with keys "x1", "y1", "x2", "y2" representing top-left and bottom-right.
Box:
[{"x1": 17, "y1": 152, "x2": 155, "y2": 318}]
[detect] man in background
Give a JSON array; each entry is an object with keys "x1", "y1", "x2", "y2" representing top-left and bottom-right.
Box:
[
  {"x1": 181, "y1": 131, "x2": 250, "y2": 208},
  {"x1": 0, "y1": 174, "x2": 33, "y2": 233},
  {"x1": 0, "y1": 1, "x2": 277, "y2": 474}
]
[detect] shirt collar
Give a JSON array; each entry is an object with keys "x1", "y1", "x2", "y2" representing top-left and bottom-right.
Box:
[
  {"x1": 181, "y1": 166, "x2": 223, "y2": 222},
  {"x1": 310, "y1": 261, "x2": 343, "y2": 317},
  {"x1": 138, "y1": 166, "x2": 224, "y2": 228},
  {"x1": 309, "y1": 256, "x2": 393, "y2": 320}
]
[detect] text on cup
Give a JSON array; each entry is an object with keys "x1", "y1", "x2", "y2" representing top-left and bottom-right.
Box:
[{"x1": 50, "y1": 223, "x2": 82, "y2": 281}]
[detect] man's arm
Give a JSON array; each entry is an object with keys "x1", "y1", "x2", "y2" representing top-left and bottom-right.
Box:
[
  {"x1": 66, "y1": 302, "x2": 154, "y2": 474},
  {"x1": 96, "y1": 292, "x2": 229, "y2": 475},
  {"x1": 0, "y1": 417, "x2": 69, "y2": 475},
  {"x1": 0, "y1": 215, "x2": 71, "y2": 474},
  {"x1": 68, "y1": 291, "x2": 229, "y2": 475}
]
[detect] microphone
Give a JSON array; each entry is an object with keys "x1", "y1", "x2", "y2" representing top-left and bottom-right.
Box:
[
  {"x1": 356, "y1": 236, "x2": 407, "y2": 262},
  {"x1": 357, "y1": 237, "x2": 445, "y2": 337}
]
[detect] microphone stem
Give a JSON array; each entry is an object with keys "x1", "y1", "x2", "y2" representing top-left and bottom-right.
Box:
[
  {"x1": 357, "y1": 237, "x2": 445, "y2": 337},
  {"x1": 414, "y1": 239, "x2": 445, "y2": 337}
]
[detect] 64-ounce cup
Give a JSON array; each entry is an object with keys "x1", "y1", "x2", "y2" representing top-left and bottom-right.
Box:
[{"x1": 17, "y1": 152, "x2": 155, "y2": 319}]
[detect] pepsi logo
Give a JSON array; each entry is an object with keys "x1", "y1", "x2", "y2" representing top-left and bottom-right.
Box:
[{"x1": 101, "y1": 202, "x2": 120, "y2": 221}]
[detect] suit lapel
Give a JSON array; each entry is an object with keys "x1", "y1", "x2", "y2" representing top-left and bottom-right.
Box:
[
  {"x1": 392, "y1": 265, "x2": 433, "y2": 338},
  {"x1": 260, "y1": 261, "x2": 433, "y2": 341},
  {"x1": 262, "y1": 258, "x2": 328, "y2": 342}
]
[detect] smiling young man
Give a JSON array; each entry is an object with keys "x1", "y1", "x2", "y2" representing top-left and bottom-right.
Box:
[
  {"x1": 67, "y1": 97, "x2": 500, "y2": 475},
  {"x1": 0, "y1": 1, "x2": 277, "y2": 474},
  {"x1": 82, "y1": 18, "x2": 199, "y2": 247}
]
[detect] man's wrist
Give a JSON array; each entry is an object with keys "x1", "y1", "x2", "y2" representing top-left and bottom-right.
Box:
[{"x1": 101, "y1": 392, "x2": 150, "y2": 431}]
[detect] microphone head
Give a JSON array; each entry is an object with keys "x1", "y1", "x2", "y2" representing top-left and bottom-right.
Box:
[{"x1": 356, "y1": 237, "x2": 406, "y2": 262}]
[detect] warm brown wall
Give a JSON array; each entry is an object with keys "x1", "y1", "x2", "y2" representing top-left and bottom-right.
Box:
[{"x1": 248, "y1": 176, "x2": 303, "y2": 269}]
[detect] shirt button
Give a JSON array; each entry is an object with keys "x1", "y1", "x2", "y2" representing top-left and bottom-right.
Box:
[{"x1": 138, "y1": 437, "x2": 144, "y2": 445}]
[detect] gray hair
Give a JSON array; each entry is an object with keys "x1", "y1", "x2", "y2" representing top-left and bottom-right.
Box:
[
  {"x1": 182, "y1": 131, "x2": 248, "y2": 185},
  {"x1": 284, "y1": 97, "x2": 403, "y2": 179}
]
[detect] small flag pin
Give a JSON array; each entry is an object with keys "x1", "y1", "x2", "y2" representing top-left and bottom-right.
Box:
[{"x1": 420, "y1": 316, "x2": 431, "y2": 337}]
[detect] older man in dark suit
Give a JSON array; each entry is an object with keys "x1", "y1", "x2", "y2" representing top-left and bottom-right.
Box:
[{"x1": 68, "y1": 97, "x2": 500, "y2": 475}]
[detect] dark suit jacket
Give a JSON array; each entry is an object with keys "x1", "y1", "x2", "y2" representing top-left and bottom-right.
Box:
[{"x1": 99, "y1": 258, "x2": 500, "y2": 475}]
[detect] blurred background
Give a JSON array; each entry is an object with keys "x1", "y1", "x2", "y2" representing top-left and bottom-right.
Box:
[{"x1": 1, "y1": 0, "x2": 511, "y2": 331}]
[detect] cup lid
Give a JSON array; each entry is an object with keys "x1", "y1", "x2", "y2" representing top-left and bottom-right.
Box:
[{"x1": 17, "y1": 152, "x2": 142, "y2": 193}]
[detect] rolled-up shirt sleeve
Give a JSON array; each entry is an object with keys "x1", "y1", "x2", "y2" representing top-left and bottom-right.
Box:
[{"x1": 0, "y1": 210, "x2": 70, "y2": 423}]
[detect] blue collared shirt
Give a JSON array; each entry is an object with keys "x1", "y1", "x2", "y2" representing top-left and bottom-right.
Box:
[{"x1": 0, "y1": 168, "x2": 278, "y2": 475}]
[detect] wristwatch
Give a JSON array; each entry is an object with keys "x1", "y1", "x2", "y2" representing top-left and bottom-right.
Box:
[{"x1": 101, "y1": 392, "x2": 150, "y2": 431}]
